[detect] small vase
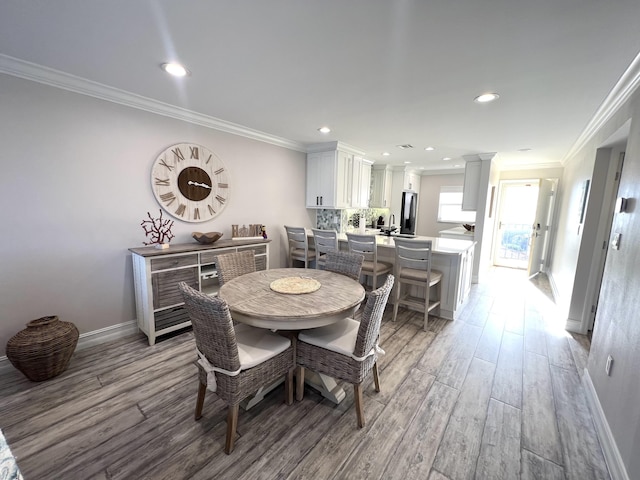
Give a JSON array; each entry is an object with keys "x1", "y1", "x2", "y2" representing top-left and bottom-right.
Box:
[{"x1": 6, "y1": 316, "x2": 79, "y2": 382}]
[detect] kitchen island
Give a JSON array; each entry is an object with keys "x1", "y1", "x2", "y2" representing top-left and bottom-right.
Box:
[{"x1": 308, "y1": 231, "x2": 475, "y2": 320}]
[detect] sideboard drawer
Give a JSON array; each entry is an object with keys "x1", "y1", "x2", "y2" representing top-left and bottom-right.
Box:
[
  {"x1": 200, "y1": 248, "x2": 236, "y2": 265},
  {"x1": 238, "y1": 244, "x2": 267, "y2": 255},
  {"x1": 152, "y1": 267, "x2": 199, "y2": 309},
  {"x1": 151, "y1": 254, "x2": 198, "y2": 271}
]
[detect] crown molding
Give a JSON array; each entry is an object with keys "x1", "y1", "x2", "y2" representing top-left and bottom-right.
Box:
[
  {"x1": 306, "y1": 141, "x2": 366, "y2": 156},
  {"x1": 562, "y1": 51, "x2": 640, "y2": 164},
  {"x1": 496, "y1": 161, "x2": 564, "y2": 171},
  {"x1": 0, "y1": 54, "x2": 307, "y2": 153}
]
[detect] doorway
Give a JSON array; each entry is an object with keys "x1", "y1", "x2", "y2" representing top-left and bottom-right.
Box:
[{"x1": 492, "y1": 180, "x2": 539, "y2": 269}]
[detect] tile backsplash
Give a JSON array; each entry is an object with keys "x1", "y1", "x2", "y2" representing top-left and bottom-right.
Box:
[{"x1": 315, "y1": 207, "x2": 391, "y2": 232}]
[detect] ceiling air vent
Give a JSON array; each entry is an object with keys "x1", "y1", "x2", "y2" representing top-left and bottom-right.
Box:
[{"x1": 396, "y1": 144, "x2": 414, "y2": 149}]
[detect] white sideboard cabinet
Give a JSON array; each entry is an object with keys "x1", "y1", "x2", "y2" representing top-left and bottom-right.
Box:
[{"x1": 129, "y1": 239, "x2": 270, "y2": 345}]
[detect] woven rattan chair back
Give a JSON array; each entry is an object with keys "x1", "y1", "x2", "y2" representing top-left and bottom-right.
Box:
[
  {"x1": 392, "y1": 238, "x2": 442, "y2": 330},
  {"x1": 311, "y1": 228, "x2": 339, "y2": 269},
  {"x1": 295, "y1": 274, "x2": 394, "y2": 428},
  {"x1": 354, "y1": 274, "x2": 394, "y2": 358},
  {"x1": 214, "y1": 250, "x2": 256, "y2": 286},
  {"x1": 178, "y1": 281, "x2": 295, "y2": 454},
  {"x1": 285, "y1": 225, "x2": 315, "y2": 268},
  {"x1": 178, "y1": 282, "x2": 241, "y2": 374},
  {"x1": 323, "y1": 251, "x2": 364, "y2": 282}
]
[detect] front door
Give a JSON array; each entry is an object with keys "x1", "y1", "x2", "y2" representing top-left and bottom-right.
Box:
[
  {"x1": 493, "y1": 180, "x2": 540, "y2": 269},
  {"x1": 527, "y1": 179, "x2": 558, "y2": 276}
]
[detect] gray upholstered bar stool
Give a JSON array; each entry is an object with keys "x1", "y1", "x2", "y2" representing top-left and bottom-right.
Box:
[
  {"x1": 346, "y1": 233, "x2": 392, "y2": 290},
  {"x1": 284, "y1": 225, "x2": 316, "y2": 268},
  {"x1": 311, "y1": 228, "x2": 339, "y2": 270},
  {"x1": 392, "y1": 238, "x2": 442, "y2": 330}
]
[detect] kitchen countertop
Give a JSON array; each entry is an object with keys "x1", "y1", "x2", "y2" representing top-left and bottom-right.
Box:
[
  {"x1": 308, "y1": 229, "x2": 475, "y2": 255},
  {"x1": 439, "y1": 226, "x2": 475, "y2": 238}
]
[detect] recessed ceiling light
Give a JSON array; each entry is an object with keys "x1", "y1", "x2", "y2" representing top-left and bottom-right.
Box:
[
  {"x1": 382, "y1": 152, "x2": 391, "y2": 156},
  {"x1": 161, "y1": 62, "x2": 190, "y2": 77},
  {"x1": 425, "y1": 146, "x2": 435, "y2": 151},
  {"x1": 474, "y1": 92, "x2": 500, "y2": 103},
  {"x1": 442, "y1": 157, "x2": 452, "y2": 161},
  {"x1": 404, "y1": 161, "x2": 411, "y2": 164},
  {"x1": 454, "y1": 164, "x2": 462, "y2": 167},
  {"x1": 317, "y1": 126, "x2": 331, "y2": 134}
]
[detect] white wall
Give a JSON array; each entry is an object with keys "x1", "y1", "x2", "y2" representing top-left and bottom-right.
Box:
[
  {"x1": 0, "y1": 74, "x2": 311, "y2": 356},
  {"x1": 416, "y1": 173, "x2": 465, "y2": 237}
]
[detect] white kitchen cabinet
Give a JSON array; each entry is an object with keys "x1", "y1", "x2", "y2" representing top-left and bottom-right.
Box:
[
  {"x1": 306, "y1": 141, "x2": 368, "y2": 209},
  {"x1": 404, "y1": 170, "x2": 421, "y2": 192},
  {"x1": 462, "y1": 159, "x2": 481, "y2": 210},
  {"x1": 370, "y1": 165, "x2": 393, "y2": 208},
  {"x1": 351, "y1": 157, "x2": 372, "y2": 208},
  {"x1": 306, "y1": 150, "x2": 350, "y2": 208}
]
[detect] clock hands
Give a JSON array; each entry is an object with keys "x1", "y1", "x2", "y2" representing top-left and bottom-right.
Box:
[{"x1": 188, "y1": 181, "x2": 211, "y2": 189}]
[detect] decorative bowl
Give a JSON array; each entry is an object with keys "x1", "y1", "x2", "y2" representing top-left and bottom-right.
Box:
[
  {"x1": 462, "y1": 224, "x2": 475, "y2": 232},
  {"x1": 192, "y1": 232, "x2": 223, "y2": 244}
]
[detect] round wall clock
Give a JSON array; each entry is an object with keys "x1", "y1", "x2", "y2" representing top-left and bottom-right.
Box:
[{"x1": 151, "y1": 143, "x2": 230, "y2": 223}]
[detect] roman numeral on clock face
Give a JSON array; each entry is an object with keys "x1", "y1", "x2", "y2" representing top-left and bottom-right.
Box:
[
  {"x1": 214, "y1": 167, "x2": 225, "y2": 175},
  {"x1": 216, "y1": 195, "x2": 226, "y2": 205},
  {"x1": 175, "y1": 204, "x2": 186, "y2": 217},
  {"x1": 154, "y1": 177, "x2": 170, "y2": 186},
  {"x1": 172, "y1": 147, "x2": 185, "y2": 162},
  {"x1": 159, "y1": 159, "x2": 174, "y2": 171},
  {"x1": 208, "y1": 205, "x2": 216, "y2": 215},
  {"x1": 190, "y1": 146, "x2": 199, "y2": 159},
  {"x1": 218, "y1": 183, "x2": 228, "y2": 188},
  {"x1": 193, "y1": 208, "x2": 200, "y2": 220},
  {"x1": 205, "y1": 154, "x2": 212, "y2": 164},
  {"x1": 160, "y1": 192, "x2": 176, "y2": 205}
]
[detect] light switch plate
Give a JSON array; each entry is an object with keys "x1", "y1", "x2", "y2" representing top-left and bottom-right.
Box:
[{"x1": 612, "y1": 233, "x2": 621, "y2": 250}]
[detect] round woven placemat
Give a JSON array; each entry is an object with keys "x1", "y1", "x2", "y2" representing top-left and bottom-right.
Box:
[{"x1": 270, "y1": 276, "x2": 321, "y2": 294}]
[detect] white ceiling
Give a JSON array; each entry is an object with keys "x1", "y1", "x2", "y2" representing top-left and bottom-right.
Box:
[{"x1": 2, "y1": 1, "x2": 640, "y2": 171}]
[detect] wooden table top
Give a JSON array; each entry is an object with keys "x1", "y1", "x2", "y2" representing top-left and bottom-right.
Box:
[{"x1": 218, "y1": 268, "x2": 365, "y2": 329}]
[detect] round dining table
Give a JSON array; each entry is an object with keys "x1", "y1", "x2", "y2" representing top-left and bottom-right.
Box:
[
  {"x1": 218, "y1": 267, "x2": 365, "y2": 330},
  {"x1": 218, "y1": 267, "x2": 366, "y2": 406}
]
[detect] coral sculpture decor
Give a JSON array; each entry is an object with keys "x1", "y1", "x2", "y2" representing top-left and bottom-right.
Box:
[{"x1": 141, "y1": 209, "x2": 175, "y2": 246}]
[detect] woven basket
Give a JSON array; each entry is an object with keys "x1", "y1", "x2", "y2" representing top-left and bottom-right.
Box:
[{"x1": 6, "y1": 316, "x2": 79, "y2": 382}]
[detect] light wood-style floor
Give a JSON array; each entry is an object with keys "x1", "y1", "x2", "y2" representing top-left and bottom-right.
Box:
[{"x1": 0, "y1": 267, "x2": 609, "y2": 479}]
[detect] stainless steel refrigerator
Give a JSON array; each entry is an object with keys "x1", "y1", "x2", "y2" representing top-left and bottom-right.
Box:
[{"x1": 400, "y1": 190, "x2": 418, "y2": 235}]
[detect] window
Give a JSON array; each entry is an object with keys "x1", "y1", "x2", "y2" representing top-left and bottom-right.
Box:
[{"x1": 437, "y1": 186, "x2": 477, "y2": 223}]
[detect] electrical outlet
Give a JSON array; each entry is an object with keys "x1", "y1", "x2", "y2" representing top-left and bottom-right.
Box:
[{"x1": 605, "y1": 355, "x2": 614, "y2": 376}]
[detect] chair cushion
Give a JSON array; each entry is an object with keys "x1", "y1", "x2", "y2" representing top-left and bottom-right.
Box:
[
  {"x1": 291, "y1": 248, "x2": 316, "y2": 260},
  {"x1": 398, "y1": 268, "x2": 443, "y2": 285},
  {"x1": 361, "y1": 260, "x2": 392, "y2": 274},
  {"x1": 298, "y1": 317, "x2": 359, "y2": 357},
  {"x1": 234, "y1": 323, "x2": 291, "y2": 370}
]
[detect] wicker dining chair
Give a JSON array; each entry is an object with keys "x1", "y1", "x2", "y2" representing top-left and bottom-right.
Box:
[
  {"x1": 214, "y1": 250, "x2": 256, "y2": 286},
  {"x1": 285, "y1": 225, "x2": 316, "y2": 268},
  {"x1": 311, "y1": 228, "x2": 339, "y2": 269},
  {"x1": 296, "y1": 274, "x2": 394, "y2": 428},
  {"x1": 323, "y1": 251, "x2": 364, "y2": 282},
  {"x1": 178, "y1": 282, "x2": 295, "y2": 454},
  {"x1": 346, "y1": 233, "x2": 392, "y2": 290},
  {"x1": 392, "y1": 238, "x2": 442, "y2": 330}
]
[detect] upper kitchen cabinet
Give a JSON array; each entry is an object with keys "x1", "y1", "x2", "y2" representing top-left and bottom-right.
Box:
[
  {"x1": 404, "y1": 170, "x2": 421, "y2": 192},
  {"x1": 370, "y1": 165, "x2": 393, "y2": 208},
  {"x1": 461, "y1": 159, "x2": 481, "y2": 210},
  {"x1": 306, "y1": 142, "x2": 369, "y2": 209},
  {"x1": 351, "y1": 156, "x2": 372, "y2": 208}
]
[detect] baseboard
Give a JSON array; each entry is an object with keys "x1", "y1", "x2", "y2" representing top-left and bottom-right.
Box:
[
  {"x1": 75, "y1": 320, "x2": 139, "y2": 351},
  {"x1": 548, "y1": 271, "x2": 560, "y2": 303},
  {"x1": 582, "y1": 369, "x2": 630, "y2": 480},
  {"x1": 0, "y1": 320, "x2": 139, "y2": 371},
  {"x1": 565, "y1": 318, "x2": 584, "y2": 333}
]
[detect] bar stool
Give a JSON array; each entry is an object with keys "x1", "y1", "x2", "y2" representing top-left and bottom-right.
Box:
[
  {"x1": 284, "y1": 225, "x2": 316, "y2": 268},
  {"x1": 311, "y1": 228, "x2": 339, "y2": 270},
  {"x1": 346, "y1": 233, "x2": 392, "y2": 290},
  {"x1": 392, "y1": 238, "x2": 442, "y2": 330}
]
